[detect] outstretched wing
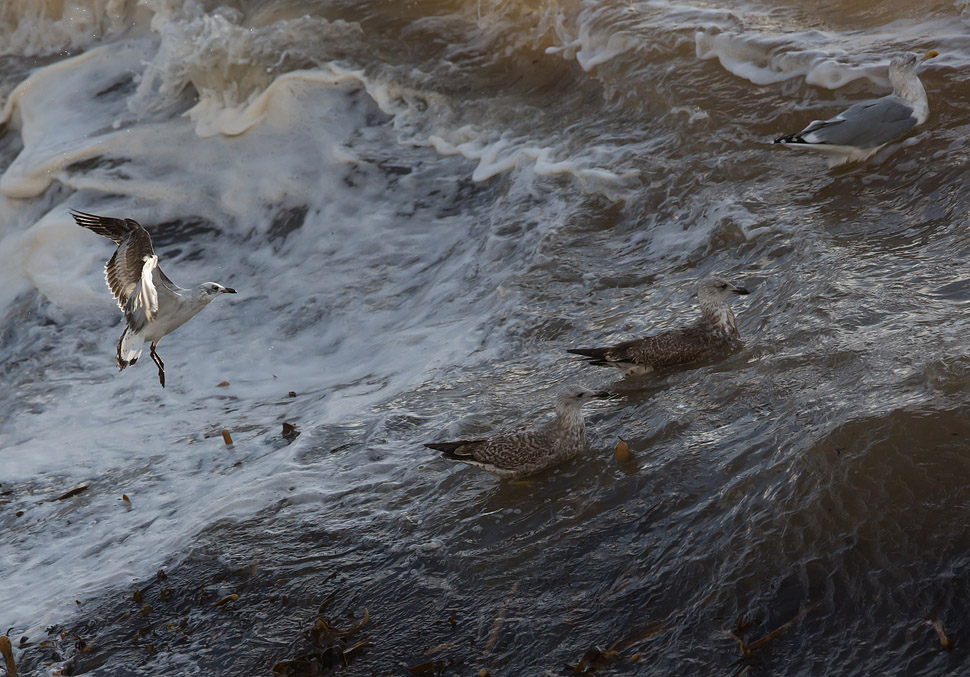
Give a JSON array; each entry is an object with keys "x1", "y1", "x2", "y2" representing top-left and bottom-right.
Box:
[{"x1": 71, "y1": 209, "x2": 172, "y2": 316}]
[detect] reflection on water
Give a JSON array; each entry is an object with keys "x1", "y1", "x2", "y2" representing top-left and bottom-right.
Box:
[{"x1": 2, "y1": 0, "x2": 970, "y2": 674}]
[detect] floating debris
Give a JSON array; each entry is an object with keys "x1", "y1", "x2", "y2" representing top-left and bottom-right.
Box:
[
  {"x1": 53, "y1": 485, "x2": 89, "y2": 501},
  {"x1": 406, "y1": 661, "x2": 441, "y2": 676},
  {"x1": 217, "y1": 381, "x2": 230, "y2": 387},
  {"x1": 282, "y1": 422, "x2": 300, "y2": 441},
  {"x1": 926, "y1": 614, "x2": 951, "y2": 649},
  {"x1": 483, "y1": 583, "x2": 518, "y2": 654},
  {"x1": 725, "y1": 603, "x2": 819, "y2": 656},
  {"x1": 0, "y1": 634, "x2": 17, "y2": 676},
  {"x1": 288, "y1": 391, "x2": 297, "y2": 398},
  {"x1": 615, "y1": 437, "x2": 632, "y2": 463},
  {"x1": 567, "y1": 646, "x2": 620, "y2": 673},
  {"x1": 271, "y1": 604, "x2": 371, "y2": 676},
  {"x1": 213, "y1": 594, "x2": 239, "y2": 608},
  {"x1": 221, "y1": 430, "x2": 233, "y2": 446}
]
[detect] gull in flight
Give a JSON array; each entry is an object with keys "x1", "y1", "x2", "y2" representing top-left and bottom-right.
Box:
[
  {"x1": 568, "y1": 277, "x2": 750, "y2": 376},
  {"x1": 774, "y1": 50, "x2": 939, "y2": 166},
  {"x1": 72, "y1": 209, "x2": 236, "y2": 387},
  {"x1": 425, "y1": 385, "x2": 610, "y2": 478}
]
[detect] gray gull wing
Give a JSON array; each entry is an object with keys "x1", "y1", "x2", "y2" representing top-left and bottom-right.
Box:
[{"x1": 776, "y1": 95, "x2": 917, "y2": 149}]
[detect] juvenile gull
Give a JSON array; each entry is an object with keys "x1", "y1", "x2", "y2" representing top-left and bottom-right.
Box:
[
  {"x1": 425, "y1": 385, "x2": 610, "y2": 478},
  {"x1": 568, "y1": 277, "x2": 749, "y2": 376},
  {"x1": 773, "y1": 50, "x2": 938, "y2": 166},
  {"x1": 72, "y1": 209, "x2": 236, "y2": 387}
]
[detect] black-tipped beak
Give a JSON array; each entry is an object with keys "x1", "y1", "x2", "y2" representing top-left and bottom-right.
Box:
[
  {"x1": 223, "y1": 287, "x2": 237, "y2": 294},
  {"x1": 594, "y1": 391, "x2": 611, "y2": 399},
  {"x1": 732, "y1": 287, "x2": 750, "y2": 295}
]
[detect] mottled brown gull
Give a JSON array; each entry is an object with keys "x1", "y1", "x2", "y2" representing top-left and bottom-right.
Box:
[
  {"x1": 424, "y1": 385, "x2": 610, "y2": 478},
  {"x1": 72, "y1": 209, "x2": 236, "y2": 387},
  {"x1": 773, "y1": 50, "x2": 938, "y2": 166},
  {"x1": 568, "y1": 277, "x2": 749, "y2": 376}
]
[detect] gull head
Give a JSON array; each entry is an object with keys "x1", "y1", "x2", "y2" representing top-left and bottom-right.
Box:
[
  {"x1": 698, "y1": 277, "x2": 749, "y2": 306},
  {"x1": 199, "y1": 282, "x2": 237, "y2": 299},
  {"x1": 889, "y1": 50, "x2": 938, "y2": 79},
  {"x1": 557, "y1": 385, "x2": 611, "y2": 412}
]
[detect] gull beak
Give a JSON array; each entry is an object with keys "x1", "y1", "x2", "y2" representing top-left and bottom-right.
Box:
[
  {"x1": 594, "y1": 391, "x2": 611, "y2": 399},
  {"x1": 223, "y1": 287, "x2": 237, "y2": 294},
  {"x1": 732, "y1": 287, "x2": 750, "y2": 295},
  {"x1": 922, "y1": 49, "x2": 939, "y2": 61}
]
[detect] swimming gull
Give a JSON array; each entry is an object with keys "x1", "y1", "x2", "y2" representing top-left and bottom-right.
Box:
[
  {"x1": 773, "y1": 50, "x2": 938, "y2": 166},
  {"x1": 568, "y1": 277, "x2": 749, "y2": 376},
  {"x1": 72, "y1": 209, "x2": 236, "y2": 387},
  {"x1": 425, "y1": 385, "x2": 610, "y2": 478}
]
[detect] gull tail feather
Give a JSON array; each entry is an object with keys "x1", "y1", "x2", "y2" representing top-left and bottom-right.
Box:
[
  {"x1": 773, "y1": 133, "x2": 809, "y2": 144},
  {"x1": 566, "y1": 347, "x2": 612, "y2": 366},
  {"x1": 424, "y1": 441, "x2": 485, "y2": 459},
  {"x1": 117, "y1": 327, "x2": 145, "y2": 370}
]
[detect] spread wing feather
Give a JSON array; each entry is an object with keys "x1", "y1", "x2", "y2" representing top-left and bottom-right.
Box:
[{"x1": 72, "y1": 209, "x2": 172, "y2": 313}]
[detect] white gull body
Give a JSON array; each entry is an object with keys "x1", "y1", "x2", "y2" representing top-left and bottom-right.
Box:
[
  {"x1": 773, "y1": 50, "x2": 938, "y2": 166},
  {"x1": 72, "y1": 209, "x2": 236, "y2": 387}
]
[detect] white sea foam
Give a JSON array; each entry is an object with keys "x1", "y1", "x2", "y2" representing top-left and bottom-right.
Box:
[
  {"x1": 0, "y1": 0, "x2": 139, "y2": 56},
  {"x1": 0, "y1": 0, "x2": 589, "y2": 632},
  {"x1": 695, "y1": 31, "x2": 884, "y2": 87}
]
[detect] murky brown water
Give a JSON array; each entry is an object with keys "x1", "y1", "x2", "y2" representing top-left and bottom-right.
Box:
[{"x1": 3, "y1": 0, "x2": 970, "y2": 674}]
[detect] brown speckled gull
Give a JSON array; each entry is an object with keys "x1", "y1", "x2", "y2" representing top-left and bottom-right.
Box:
[
  {"x1": 425, "y1": 385, "x2": 610, "y2": 478},
  {"x1": 568, "y1": 277, "x2": 750, "y2": 376}
]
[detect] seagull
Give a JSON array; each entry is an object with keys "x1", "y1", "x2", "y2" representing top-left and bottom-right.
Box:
[
  {"x1": 567, "y1": 277, "x2": 750, "y2": 376},
  {"x1": 773, "y1": 50, "x2": 939, "y2": 166},
  {"x1": 72, "y1": 209, "x2": 236, "y2": 387},
  {"x1": 424, "y1": 385, "x2": 610, "y2": 478}
]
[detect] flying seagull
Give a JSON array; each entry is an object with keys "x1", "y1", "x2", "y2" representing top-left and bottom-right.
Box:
[
  {"x1": 773, "y1": 50, "x2": 939, "y2": 166},
  {"x1": 425, "y1": 385, "x2": 610, "y2": 478},
  {"x1": 72, "y1": 209, "x2": 236, "y2": 387},
  {"x1": 568, "y1": 277, "x2": 749, "y2": 376}
]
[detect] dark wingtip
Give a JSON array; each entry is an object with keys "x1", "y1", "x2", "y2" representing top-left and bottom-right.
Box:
[
  {"x1": 424, "y1": 442, "x2": 460, "y2": 453},
  {"x1": 567, "y1": 347, "x2": 607, "y2": 358},
  {"x1": 70, "y1": 208, "x2": 94, "y2": 225}
]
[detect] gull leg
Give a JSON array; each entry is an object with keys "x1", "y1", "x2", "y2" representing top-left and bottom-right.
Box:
[{"x1": 150, "y1": 343, "x2": 165, "y2": 388}]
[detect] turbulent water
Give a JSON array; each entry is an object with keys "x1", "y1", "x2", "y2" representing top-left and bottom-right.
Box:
[{"x1": 3, "y1": 0, "x2": 970, "y2": 674}]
